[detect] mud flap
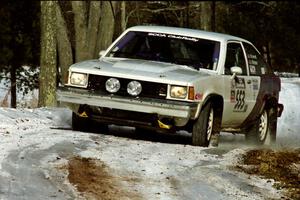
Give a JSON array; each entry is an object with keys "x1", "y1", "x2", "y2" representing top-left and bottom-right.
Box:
[{"x1": 277, "y1": 103, "x2": 284, "y2": 117}]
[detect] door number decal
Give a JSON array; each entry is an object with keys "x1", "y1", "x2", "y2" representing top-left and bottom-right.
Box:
[{"x1": 232, "y1": 89, "x2": 248, "y2": 112}]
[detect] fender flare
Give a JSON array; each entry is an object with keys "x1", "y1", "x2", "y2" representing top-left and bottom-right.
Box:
[{"x1": 194, "y1": 94, "x2": 224, "y2": 120}]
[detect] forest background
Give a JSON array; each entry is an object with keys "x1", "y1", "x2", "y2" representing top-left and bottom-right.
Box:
[{"x1": 0, "y1": 1, "x2": 299, "y2": 107}]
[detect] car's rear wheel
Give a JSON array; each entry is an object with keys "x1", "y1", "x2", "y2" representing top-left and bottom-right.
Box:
[
  {"x1": 192, "y1": 102, "x2": 218, "y2": 147},
  {"x1": 245, "y1": 107, "x2": 277, "y2": 145}
]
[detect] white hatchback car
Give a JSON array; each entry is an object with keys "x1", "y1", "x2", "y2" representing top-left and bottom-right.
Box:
[{"x1": 57, "y1": 26, "x2": 283, "y2": 147}]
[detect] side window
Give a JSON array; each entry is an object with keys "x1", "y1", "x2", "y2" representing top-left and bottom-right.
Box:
[
  {"x1": 225, "y1": 43, "x2": 247, "y2": 75},
  {"x1": 243, "y1": 42, "x2": 270, "y2": 75}
]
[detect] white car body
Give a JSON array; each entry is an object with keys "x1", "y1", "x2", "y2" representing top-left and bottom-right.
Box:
[{"x1": 57, "y1": 26, "x2": 283, "y2": 145}]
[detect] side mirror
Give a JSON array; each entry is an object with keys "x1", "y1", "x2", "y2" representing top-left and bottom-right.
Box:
[
  {"x1": 99, "y1": 50, "x2": 106, "y2": 58},
  {"x1": 230, "y1": 66, "x2": 243, "y2": 81},
  {"x1": 230, "y1": 66, "x2": 243, "y2": 75}
]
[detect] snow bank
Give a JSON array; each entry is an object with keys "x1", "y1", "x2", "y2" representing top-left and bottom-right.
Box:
[{"x1": 277, "y1": 78, "x2": 300, "y2": 147}]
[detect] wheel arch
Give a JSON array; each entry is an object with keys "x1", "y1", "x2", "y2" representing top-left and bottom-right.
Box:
[
  {"x1": 263, "y1": 96, "x2": 279, "y2": 110},
  {"x1": 197, "y1": 94, "x2": 224, "y2": 121},
  {"x1": 185, "y1": 94, "x2": 224, "y2": 134}
]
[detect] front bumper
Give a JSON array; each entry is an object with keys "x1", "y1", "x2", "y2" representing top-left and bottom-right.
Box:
[{"x1": 56, "y1": 87, "x2": 198, "y2": 119}]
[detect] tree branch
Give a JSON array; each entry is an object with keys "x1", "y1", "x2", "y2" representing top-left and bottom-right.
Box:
[{"x1": 140, "y1": 6, "x2": 187, "y2": 13}]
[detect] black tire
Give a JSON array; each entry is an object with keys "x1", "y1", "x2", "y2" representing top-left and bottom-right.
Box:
[
  {"x1": 72, "y1": 112, "x2": 109, "y2": 133},
  {"x1": 245, "y1": 107, "x2": 277, "y2": 145},
  {"x1": 72, "y1": 112, "x2": 91, "y2": 132},
  {"x1": 192, "y1": 102, "x2": 219, "y2": 147},
  {"x1": 135, "y1": 127, "x2": 156, "y2": 134},
  {"x1": 90, "y1": 119, "x2": 109, "y2": 133}
]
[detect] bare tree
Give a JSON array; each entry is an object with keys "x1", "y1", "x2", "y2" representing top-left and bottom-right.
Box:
[
  {"x1": 121, "y1": 1, "x2": 126, "y2": 32},
  {"x1": 199, "y1": 1, "x2": 213, "y2": 31},
  {"x1": 56, "y1": 1, "x2": 72, "y2": 85},
  {"x1": 39, "y1": 1, "x2": 118, "y2": 106},
  {"x1": 39, "y1": 1, "x2": 57, "y2": 107},
  {"x1": 71, "y1": 1, "x2": 89, "y2": 62},
  {"x1": 87, "y1": 1, "x2": 102, "y2": 58},
  {"x1": 95, "y1": 1, "x2": 116, "y2": 57}
]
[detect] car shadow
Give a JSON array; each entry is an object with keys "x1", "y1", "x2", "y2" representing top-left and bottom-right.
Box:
[
  {"x1": 94, "y1": 125, "x2": 250, "y2": 149},
  {"x1": 106, "y1": 125, "x2": 192, "y2": 145}
]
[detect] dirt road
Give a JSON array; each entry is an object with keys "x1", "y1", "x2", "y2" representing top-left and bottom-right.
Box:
[{"x1": 0, "y1": 107, "x2": 285, "y2": 200}]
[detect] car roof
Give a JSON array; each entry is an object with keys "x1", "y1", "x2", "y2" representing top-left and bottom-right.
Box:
[{"x1": 126, "y1": 25, "x2": 251, "y2": 44}]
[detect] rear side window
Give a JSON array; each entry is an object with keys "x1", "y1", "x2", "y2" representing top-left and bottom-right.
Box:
[{"x1": 243, "y1": 42, "x2": 270, "y2": 75}]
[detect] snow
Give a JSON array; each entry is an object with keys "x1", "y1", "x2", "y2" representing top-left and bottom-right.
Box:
[
  {"x1": 277, "y1": 78, "x2": 300, "y2": 147},
  {"x1": 0, "y1": 77, "x2": 299, "y2": 199}
]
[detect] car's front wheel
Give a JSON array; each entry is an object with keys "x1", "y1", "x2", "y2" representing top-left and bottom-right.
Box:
[
  {"x1": 72, "y1": 112, "x2": 91, "y2": 132},
  {"x1": 192, "y1": 102, "x2": 219, "y2": 147},
  {"x1": 72, "y1": 112, "x2": 109, "y2": 133},
  {"x1": 245, "y1": 107, "x2": 277, "y2": 145}
]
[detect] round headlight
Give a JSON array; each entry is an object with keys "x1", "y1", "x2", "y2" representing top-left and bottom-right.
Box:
[
  {"x1": 127, "y1": 81, "x2": 142, "y2": 96},
  {"x1": 105, "y1": 78, "x2": 120, "y2": 93}
]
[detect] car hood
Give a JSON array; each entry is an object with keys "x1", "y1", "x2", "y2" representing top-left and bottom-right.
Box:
[{"x1": 70, "y1": 58, "x2": 211, "y2": 85}]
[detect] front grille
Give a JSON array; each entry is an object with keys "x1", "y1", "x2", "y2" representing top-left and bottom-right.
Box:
[{"x1": 88, "y1": 75, "x2": 167, "y2": 99}]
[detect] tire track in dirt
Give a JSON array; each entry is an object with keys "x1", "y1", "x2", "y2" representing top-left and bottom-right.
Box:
[{"x1": 68, "y1": 156, "x2": 142, "y2": 200}]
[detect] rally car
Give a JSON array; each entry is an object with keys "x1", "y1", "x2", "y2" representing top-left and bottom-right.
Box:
[{"x1": 56, "y1": 25, "x2": 284, "y2": 147}]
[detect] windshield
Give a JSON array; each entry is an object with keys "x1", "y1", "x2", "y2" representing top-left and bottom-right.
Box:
[{"x1": 107, "y1": 31, "x2": 220, "y2": 70}]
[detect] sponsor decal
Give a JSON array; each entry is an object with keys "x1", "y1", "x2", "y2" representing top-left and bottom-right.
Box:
[
  {"x1": 147, "y1": 32, "x2": 199, "y2": 42},
  {"x1": 148, "y1": 32, "x2": 166, "y2": 37},
  {"x1": 248, "y1": 54, "x2": 258, "y2": 75},
  {"x1": 234, "y1": 104, "x2": 248, "y2": 112},
  {"x1": 236, "y1": 78, "x2": 246, "y2": 89},
  {"x1": 167, "y1": 35, "x2": 199, "y2": 42},
  {"x1": 195, "y1": 93, "x2": 203, "y2": 100},
  {"x1": 231, "y1": 77, "x2": 246, "y2": 89},
  {"x1": 248, "y1": 58, "x2": 258, "y2": 65},
  {"x1": 231, "y1": 78, "x2": 248, "y2": 112},
  {"x1": 252, "y1": 79, "x2": 259, "y2": 90},
  {"x1": 230, "y1": 90, "x2": 235, "y2": 102},
  {"x1": 231, "y1": 79, "x2": 236, "y2": 89},
  {"x1": 250, "y1": 65, "x2": 256, "y2": 74},
  {"x1": 248, "y1": 54, "x2": 257, "y2": 59}
]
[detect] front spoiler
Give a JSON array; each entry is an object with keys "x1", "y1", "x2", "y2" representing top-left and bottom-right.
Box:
[{"x1": 56, "y1": 87, "x2": 198, "y2": 118}]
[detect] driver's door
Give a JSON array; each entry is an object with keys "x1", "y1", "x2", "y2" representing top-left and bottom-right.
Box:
[{"x1": 222, "y1": 42, "x2": 256, "y2": 127}]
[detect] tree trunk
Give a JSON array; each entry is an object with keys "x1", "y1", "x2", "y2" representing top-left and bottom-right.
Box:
[
  {"x1": 214, "y1": 1, "x2": 227, "y2": 33},
  {"x1": 113, "y1": 1, "x2": 126, "y2": 40},
  {"x1": 121, "y1": 1, "x2": 126, "y2": 32},
  {"x1": 10, "y1": 64, "x2": 16, "y2": 108},
  {"x1": 185, "y1": 1, "x2": 189, "y2": 28},
  {"x1": 199, "y1": 1, "x2": 212, "y2": 31},
  {"x1": 87, "y1": 1, "x2": 101, "y2": 58},
  {"x1": 95, "y1": 1, "x2": 116, "y2": 58},
  {"x1": 179, "y1": 10, "x2": 184, "y2": 27},
  {"x1": 135, "y1": 1, "x2": 141, "y2": 25},
  {"x1": 265, "y1": 42, "x2": 272, "y2": 68},
  {"x1": 211, "y1": 1, "x2": 216, "y2": 32},
  {"x1": 56, "y1": 2, "x2": 73, "y2": 85},
  {"x1": 71, "y1": 1, "x2": 88, "y2": 62},
  {"x1": 39, "y1": 1, "x2": 57, "y2": 107}
]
